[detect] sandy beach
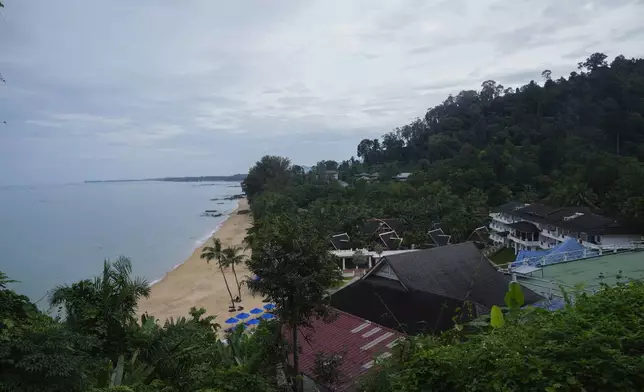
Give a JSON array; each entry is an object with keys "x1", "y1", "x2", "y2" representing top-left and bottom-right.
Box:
[{"x1": 137, "y1": 198, "x2": 265, "y2": 329}]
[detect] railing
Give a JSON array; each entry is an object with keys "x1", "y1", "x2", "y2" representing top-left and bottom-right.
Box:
[
  {"x1": 513, "y1": 274, "x2": 597, "y2": 300},
  {"x1": 490, "y1": 233, "x2": 505, "y2": 243},
  {"x1": 508, "y1": 235, "x2": 540, "y2": 246},
  {"x1": 490, "y1": 214, "x2": 517, "y2": 225},
  {"x1": 540, "y1": 230, "x2": 567, "y2": 242},
  {"x1": 489, "y1": 223, "x2": 506, "y2": 232}
]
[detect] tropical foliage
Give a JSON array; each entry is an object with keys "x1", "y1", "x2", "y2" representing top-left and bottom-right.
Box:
[
  {"x1": 359, "y1": 282, "x2": 644, "y2": 392},
  {"x1": 243, "y1": 54, "x2": 644, "y2": 247},
  {"x1": 0, "y1": 262, "x2": 280, "y2": 392}
]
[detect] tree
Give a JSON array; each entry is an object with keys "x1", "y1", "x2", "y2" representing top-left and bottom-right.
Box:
[
  {"x1": 222, "y1": 245, "x2": 246, "y2": 301},
  {"x1": 200, "y1": 238, "x2": 236, "y2": 310},
  {"x1": 49, "y1": 256, "x2": 150, "y2": 361},
  {"x1": 1, "y1": 270, "x2": 98, "y2": 392},
  {"x1": 352, "y1": 249, "x2": 369, "y2": 268},
  {"x1": 541, "y1": 69, "x2": 552, "y2": 81},
  {"x1": 242, "y1": 156, "x2": 292, "y2": 200},
  {"x1": 312, "y1": 351, "x2": 345, "y2": 391},
  {"x1": 373, "y1": 243, "x2": 384, "y2": 262},
  {"x1": 246, "y1": 215, "x2": 342, "y2": 391},
  {"x1": 578, "y1": 52, "x2": 608, "y2": 72}
]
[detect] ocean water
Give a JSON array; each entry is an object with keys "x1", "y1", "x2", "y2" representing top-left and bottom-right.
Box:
[{"x1": 0, "y1": 181, "x2": 242, "y2": 305}]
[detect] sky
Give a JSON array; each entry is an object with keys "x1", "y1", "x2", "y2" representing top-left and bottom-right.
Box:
[{"x1": 1, "y1": 0, "x2": 644, "y2": 185}]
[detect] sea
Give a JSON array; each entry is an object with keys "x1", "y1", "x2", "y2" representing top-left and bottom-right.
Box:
[{"x1": 0, "y1": 180, "x2": 242, "y2": 306}]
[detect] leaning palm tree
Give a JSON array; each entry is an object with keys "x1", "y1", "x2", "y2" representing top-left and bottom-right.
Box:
[
  {"x1": 222, "y1": 245, "x2": 246, "y2": 301},
  {"x1": 200, "y1": 238, "x2": 236, "y2": 310}
]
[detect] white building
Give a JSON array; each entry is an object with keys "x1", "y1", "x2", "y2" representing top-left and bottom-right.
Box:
[
  {"x1": 392, "y1": 172, "x2": 412, "y2": 182},
  {"x1": 489, "y1": 202, "x2": 642, "y2": 254}
]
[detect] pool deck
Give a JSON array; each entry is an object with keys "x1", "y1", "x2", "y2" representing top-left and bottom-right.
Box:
[{"x1": 517, "y1": 250, "x2": 644, "y2": 295}]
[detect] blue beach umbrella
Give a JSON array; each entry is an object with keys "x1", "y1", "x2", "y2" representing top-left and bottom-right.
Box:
[
  {"x1": 236, "y1": 312, "x2": 250, "y2": 319},
  {"x1": 261, "y1": 313, "x2": 275, "y2": 320},
  {"x1": 246, "y1": 318, "x2": 260, "y2": 325},
  {"x1": 225, "y1": 317, "x2": 239, "y2": 324},
  {"x1": 263, "y1": 303, "x2": 275, "y2": 311},
  {"x1": 253, "y1": 276, "x2": 261, "y2": 281},
  {"x1": 250, "y1": 308, "x2": 263, "y2": 314}
]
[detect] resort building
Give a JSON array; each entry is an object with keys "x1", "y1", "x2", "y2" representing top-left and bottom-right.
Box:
[
  {"x1": 330, "y1": 242, "x2": 542, "y2": 335},
  {"x1": 330, "y1": 223, "x2": 415, "y2": 273},
  {"x1": 392, "y1": 172, "x2": 412, "y2": 182},
  {"x1": 489, "y1": 202, "x2": 642, "y2": 254},
  {"x1": 355, "y1": 172, "x2": 379, "y2": 182}
]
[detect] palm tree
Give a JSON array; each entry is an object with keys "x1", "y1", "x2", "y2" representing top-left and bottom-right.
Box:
[
  {"x1": 200, "y1": 238, "x2": 236, "y2": 310},
  {"x1": 49, "y1": 256, "x2": 150, "y2": 360},
  {"x1": 222, "y1": 245, "x2": 246, "y2": 301}
]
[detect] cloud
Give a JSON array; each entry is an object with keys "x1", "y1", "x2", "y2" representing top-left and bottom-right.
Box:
[
  {"x1": 24, "y1": 112, "x2": 186, "y2": 146},
  {"x1": 1, "y1": 0, "x2": 644, "y2": 184}
]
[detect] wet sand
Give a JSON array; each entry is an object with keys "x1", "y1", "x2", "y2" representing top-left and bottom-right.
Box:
[{"x1": 137, "y1": 199, "x2": 266, "y2": 329}]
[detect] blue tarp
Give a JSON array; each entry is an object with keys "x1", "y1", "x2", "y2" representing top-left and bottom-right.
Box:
[
  {"x1": 531, "y1": 298, "x2": 566, "y2": 311},
  {"x1": 511, "y1": 238, "x2": 600, "y2": 268}
]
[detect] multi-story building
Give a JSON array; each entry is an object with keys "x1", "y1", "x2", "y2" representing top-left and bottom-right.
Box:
[{"x1": 489, "y1": 202, "x2": 642, "y2": 254}]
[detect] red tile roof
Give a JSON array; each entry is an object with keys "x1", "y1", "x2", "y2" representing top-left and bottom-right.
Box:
[{"x1": 284, "y1": 308, "x2": 404, "y2": 391}]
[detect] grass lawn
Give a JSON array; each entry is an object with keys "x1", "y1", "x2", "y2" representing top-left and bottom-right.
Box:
[{"x1": 488, "y1": 247, "x2": 516, "y2": 266}]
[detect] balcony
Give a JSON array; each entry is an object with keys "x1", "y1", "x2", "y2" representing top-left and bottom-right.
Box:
[
  {"x1": 489, "y1": 223, "x2": 508, "y2": 232},
  {"x1": 540, "y1": 230, "x2": 567, "y2": 242},
  {"x1": 490, "y1": 233, "x2": 506, "y2": 243},
  {"x1": 508, "y1": 235, "x2": 540, "y2": 247}
]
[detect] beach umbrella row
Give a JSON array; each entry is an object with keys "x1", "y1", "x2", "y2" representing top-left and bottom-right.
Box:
[{"x1": 223, "y1": 304, "x2": 276, "y2": 331}]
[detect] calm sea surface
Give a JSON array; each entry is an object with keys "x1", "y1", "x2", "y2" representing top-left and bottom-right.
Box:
[{"x1": 0, "y1": 181, "x2": 241, "y2": 304}]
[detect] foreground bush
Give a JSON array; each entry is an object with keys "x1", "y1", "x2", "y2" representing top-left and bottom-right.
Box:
[{"x1": 361, "y1": 282, "x2": 644, "y2": 392}]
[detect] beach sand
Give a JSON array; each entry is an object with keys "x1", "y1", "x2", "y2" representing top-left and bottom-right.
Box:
[{"x1": 137, "y1": 198, "x2": 265, "y2": 330}]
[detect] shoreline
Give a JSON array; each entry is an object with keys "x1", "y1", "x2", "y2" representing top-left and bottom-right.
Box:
[
  {"x1": 137, "y1": 198, "x2": 264, "y2": 327},
  {"x1": 148, "y1": 200, "x2": 240, "y2": 288}
]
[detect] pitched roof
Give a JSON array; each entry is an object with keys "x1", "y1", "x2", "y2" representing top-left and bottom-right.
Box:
[
  {"x1": 381, "y1": 242, "x2": 542, "y2": 309},
  {"x1": 428, "y1": 228, "x2": 451, "y2": 246},
  {"x1": 467, "y1": 227, "x2": 494, "y2": 248},
  {"x1": 379, "y1": 231, "x2": 402, "y2": 250},
  {"x1": 331, "y1": 233, "x2": 352, "y2": 250},
  {"x1": 362, "y1": 218, "x2": 406, "y2": 236},
  {"x1": 379, "y1": 219, "x2": 406, "y2": 235},
  {"x1": 491, "y1": 201, "x2": 526, "y2": 214},
  {"x1": 331, "y1": 276, "x2": 464, "y2": 335},
  {"x1": 392, "y1": 172, "x2": 411, "y2": 179},
  {"x1": 514, "y1": 204, "x2": 637, "y2": 235},
  {"x1": 284, "y1": 309, "x2": 403, "y2": 391},
  {"x1": 544, "y1": 207, "x2": 624, "y2": 234}
]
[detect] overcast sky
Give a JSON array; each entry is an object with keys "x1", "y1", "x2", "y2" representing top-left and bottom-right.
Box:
[{"x1": 1, "y1": 0, "x2": 643, "y2": 184}]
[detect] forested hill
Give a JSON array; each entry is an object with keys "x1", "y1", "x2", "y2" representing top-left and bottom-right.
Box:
[
  {"x1": 243, "y1": 53, "x2": 644, "y2": 244},
  {"x1": 346, "y1": 53, "x2": 644, "y2": 226}
]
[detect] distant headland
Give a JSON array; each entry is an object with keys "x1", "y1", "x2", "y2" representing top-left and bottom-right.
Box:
[{"x1": 85, "y1": 174, "x2": 247, "y2": 183}]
